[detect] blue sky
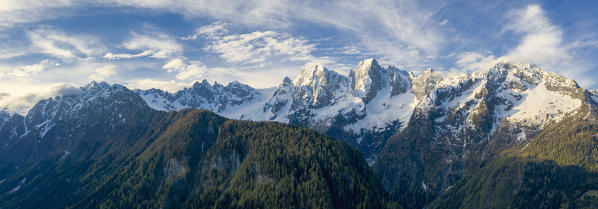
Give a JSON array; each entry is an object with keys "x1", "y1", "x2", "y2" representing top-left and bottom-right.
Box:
[{"x1": 1, "y1": 0, "x2": 598, "y2": 113}]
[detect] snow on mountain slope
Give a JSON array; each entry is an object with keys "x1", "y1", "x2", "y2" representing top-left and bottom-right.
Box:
[
  {"x1": 25, "y1": 81, "x2": 143, "y2": 128},
  {"x1": 132, "y1": 59, "x2": 593, "y2": 163},
  {"x1": 591, "y1": 90, "x2": 598, "y2": 103},
  {"x1": 488, "y1": 63, "x2": 584, "y2": 128},
  {"x1": 220, "y1": 88, "x2": 276, "y2": 120},
  {"x1": 499, "y1": 79, "x2": 581, "y2": 125},
  {"x1": 134, "y1": 60, "x2": 419, "y2": 162},
  {"x1": 3, "y1": 58, "x2": 585, "y2": 164},
  {"x1": 293, "y1": 64, "x2": 353, "y2": 108},
  {"x1": 263, "y1": 61, "x2": 415, "y2": 136},
  {"x1": 344, "y1": 85, "x2": 416, "y2": 134},
  {"x1": 411, "y1": 63, "x2": 584, "y2": 134},
  {"x1": 0, "y1": 81, "x2": 151, "y2": 159},
  {"x1": 0, "y1": 109, "x2": 11, "y2": 127},
  {"x1": 136, "y1": 79, "x2": 261, "y2": 113},
  {"x1": 136, "y1": 80, "x2": 274, "y2": 121}
]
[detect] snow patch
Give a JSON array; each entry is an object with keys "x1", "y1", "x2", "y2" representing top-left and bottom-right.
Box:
[
  {"x1": 38, "y1": 120, "x2": 54, "y2": 138},
  {"x1": 504, "y1": 81, "x2": 582, "y2": 126},
  {"x1": 344, "y1": 88, "x2": 417, "y2": 134},
  {"x1": 220, "y1": 88, "x2": 276, "y2": 121},
  {"x1": 442, "y1": 80, "x2": 485, "y2": 109},
  {"x1": 8, "y1": 178, "x2": 26, "y2": 194},
  {"x1": 516, "y1": 131, "x2": 527, "y2": 141},
  {"x1": 8, "y1": 185, "x2": 20, "y2": 193},
  {"x1": 60, "y1": 150, "x2": 70, "y2": 160}
]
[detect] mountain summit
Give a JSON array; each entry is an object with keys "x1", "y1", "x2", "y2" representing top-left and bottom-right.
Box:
[
  {"x1": 2, "y1": 59, "x2": 597, "y2": 208},
  {"x1": 133, "y1": 59, "x2": 593, "y2": 165}
]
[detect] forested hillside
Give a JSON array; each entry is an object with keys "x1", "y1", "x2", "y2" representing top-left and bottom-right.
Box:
[
  {"x1": 0, "y1": 107, "x2": 394, "y2": 209},
  {"x1": 430, "y1": 105, "x2": 598, "y2": 209}
]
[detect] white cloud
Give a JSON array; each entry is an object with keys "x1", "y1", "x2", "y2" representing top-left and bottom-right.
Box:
[
  {"x1": 501, "y1": 5, "x2": 570, "y2": 66},
  {"x1": 0, "y1": 48, "x2": 28, "y2": 59},
  {"x1": 193, "y1": 24, "x2": 318, "y2": 66},
  {"x1": 26, "y1": 28, "x2": 105, "y2": 60},
  {"x1": 103, "y1": 50, "x2": 154, "y2": 59},
  {"x1": 501, "y1": 5, "x2": 596, "y2": 87},
  {"x1": 0, "y1": 0, "x2": 76, "y2": 28},
  {"x1": 454, "y1": 4, "x2": 595, "y2": 87},
  {"x1": 340, "y1": 46, "x2": 361, "y2": 55},
  {"x1": 160, "y1": 57, "x2": 302, "y2": 89},
  {"x1": 455, "y1": 52, "x2": 497, "y2": 72},
  {"x1": 104, "y1": 0, "x2": 292, "y2": 27},
  {"x1": 293, "y1": 0, "x2": 445, "y2": 69},
  {"x1": 105, "y1": 32, "x2": 182, "y2": 60},
  {"x1": 161, "y1": 58, "x2": 232, "y2": 81},
  {"x1": 89, "y1": 65, "x2": 117, "y2": 81},
  {"x1": 2, "y1": 0, "x2": 445, "y2": 71},
  {"x1": 0, "y1": 92, "x2": 9, "y2": 101},
  {"x1": 0, "y1": 59, "x2": 60, "y2": 78},
  {"x1": 162, "y1": 58, "x2": 205, "y2": 80},
  {"x1": 0, "y1": 83, "x2": 82, "y2": 115},
  {"x1": 182, "y1": 22, "x2": 229, "y2": 40},
  {"x1": 0, "y1": 0, "x2": 291, "y2": 29}
]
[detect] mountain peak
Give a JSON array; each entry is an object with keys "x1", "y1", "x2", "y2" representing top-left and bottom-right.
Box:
[
  {"x1": 81, "y1": 81, "x2": 128, "y2": 97},
  {"x1": 227, "y1": 80, "x2": 242, "y2": 87},
  {"x1": 358, "y1": 58, "x2": 379, "y2": 68},
  {"x1": 192, "y1": 79, "x2": 211, "y2": 88},
  {"x1": 485, "y1": 62, "x2": 580, "y2": 92},
  {"x1": 350, "y1": 58, "x2": 388, "y2": 101},
  {"x1": 353, "y1": 58, "x2": 381, "y2": 74},
  {"x1": 282, "y1": 76, "x2": 292, "y2": 85},
  {"x1": 293, "y1": 63, "x2": 334, "y2": 87},
  {"x1": 85, "y1": 80, "x2": 110, "y2": 90}
]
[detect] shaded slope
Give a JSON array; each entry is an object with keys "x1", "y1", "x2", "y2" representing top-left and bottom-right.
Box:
[
  {"x1": 372, "y1": 63, "x2": 593, "y2": 208},
  {"x1": 430, "y1": 105, "x2": 598, "y2": 208},
  {"x1": 0, "y1": 108, "x2": 393, "y2": 209}
]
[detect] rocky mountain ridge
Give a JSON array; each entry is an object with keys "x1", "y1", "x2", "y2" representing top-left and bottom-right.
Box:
[
  {"x1": 1, "y1": 59, "x2": 594, "y2": 165},
  {"x1": 133, "y1": 59, "x2": 592, "y2": 164},
  {"x1": 1, "y1": 58, "x2": 597, "y2": 208}
]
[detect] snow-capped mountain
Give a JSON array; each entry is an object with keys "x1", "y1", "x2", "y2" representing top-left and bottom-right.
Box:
[
  {"x1": 0, "y1": 81, "x2": 152, "y2": 168},
  {"x1": 1, "y1": 58, "x2": 596, "y2": 208},
  {"x1": 1, "y1": 58, "x2": 594, "y2": 165},
  {"x1": 136, "y1": 59, "x2": 418, "y2": 162},
  {"x1": 409, "y1": 62, "x2": 585, "y2": 139},
  {"x1": 136, "y1": 79, "x2": 262, "y2": 114},
  {"x1": 373, "y1": 62, "x2": 594, "y2": 207},
  {"x1": 134, "y1": 59, "x2": 593, "y2": 164}
]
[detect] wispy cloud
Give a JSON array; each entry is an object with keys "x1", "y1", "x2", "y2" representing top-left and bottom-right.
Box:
[
  {"x1": 105, "y1": 32, "x2": 183, "y2": 60},
  {"x1": 26, "y1": 27, "x2": 105, "y2": 60},
  {"x1": 455, "y1": 51, "x2": 497, "y2": 72},
  {"x1": 189, "y1": 22, "x2": 319, "y2": 67},
  {"x1": 88, "y1": 65, "x2": 118, "y2": 81},
  {"x1": 0, "y1": 0, "x2": 76, "y2": 28},
  {"x1": 0, "y1": 59, "x2": 60, "y2": 78},
  {"x1": 1, "y1": 0, "x2": 598, "y2": 115},
  {"x1": 501, "y1": 5, "x2": 571, "y2": 67},
  {"x1": 182, "y1": 22, "x2": 229, "y2": 40},
  {"x1": 1, "y1": 0, "x2": 451, "y2": 72},
  {"x1": 455, "y1": 4, "x2": 596, "y2": 87},
  {"x1": 159, "y1": 57, "x2": 304, "y2": 89},
  {"x1": 162, "y1": 58, "x2": 210, "y2": 80},
  {"x1": 0, "y1": 83, "x2": 82, "y2": 115},
  {"x1": 292, "y1": 0, "x2": 446, "y2": 69},
  {"x1": 0, "y1": 92, "x2": 9, "y2": 101}
]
